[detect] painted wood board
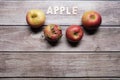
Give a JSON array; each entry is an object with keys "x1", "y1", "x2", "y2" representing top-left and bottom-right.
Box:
[
  {"x1": 0, "y1": 0, "x2": 120, "y2": 79},
  {"x1": 0, "y1": 78, "x2": 120, "y2": 80},
  {"x1": 0, "y1": 53, "x2": 120, "y2": 77},
  {"x1": 0, "y1": 1, "x2": 119, "y2": 25},
  {"x1": 0, "y1": 26, "x2": 120, "y2": 51}
]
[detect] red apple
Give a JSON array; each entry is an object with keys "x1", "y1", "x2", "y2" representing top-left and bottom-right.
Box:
[
  {"x1": 66, "y1": 25, "x2": 83, "y2": 42},
  {"x1": 82, "y1": 11, "x2": 102, "y2": 30},
  {"x1": 26, "y1": 9, "x2": 46, "y2": 28},
  {"x1": 44, "y1": 24, "x2": 62, "y2": 42}
]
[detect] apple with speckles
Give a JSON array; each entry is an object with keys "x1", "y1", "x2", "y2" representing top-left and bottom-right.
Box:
[{"x1": 44, "y1": 24, "x2": 62, "y2": 42}]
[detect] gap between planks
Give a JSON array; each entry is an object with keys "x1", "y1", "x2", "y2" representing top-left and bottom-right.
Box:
[
  {"x1": 0, "y1": 78, "x2": 120, "y2": 80},
  {"x1": 0, "y1": 76, "x2": 120, "y2": 78},
  {"x1": 0, "y1": 51, "x2": 120, "y2": 54},
  {"x1": 0, "y1": 25, "x2": 120, "y2": 27}
]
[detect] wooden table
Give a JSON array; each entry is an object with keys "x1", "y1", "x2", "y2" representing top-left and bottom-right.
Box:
[{"x1": 0, "y1": 0, "x2": 120, "y2": 80}]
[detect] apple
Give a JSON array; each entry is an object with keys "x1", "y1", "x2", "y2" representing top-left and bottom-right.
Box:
[
  {"x1": 66, "y1": 25, "x2": 83, "y2": 42},
  {"x1": 44, "y1": 24, "x2": 62, "y2": 42},
  {"x1": 82, "y1": 11, "x2": 102, "y2": 30},
  {"x1": 26, "y1": 9, "x2": 46, "y2": 28}
]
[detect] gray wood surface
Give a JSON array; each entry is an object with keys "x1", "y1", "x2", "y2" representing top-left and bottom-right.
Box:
[
  {"x1": 0, "y1": 53, "x2": 120, "y2": 77},
  {"x1": 0, "y1": 0, "x2": 120, "y2": 79},
  {"x1": 0, "y1": 1, "x2": 120, "y2": 25},
  {"x1": 0, "y1": 26, "x2": 120, "y2": 51},
  {"x1": 0, "y1": 78, "x2": 120, "y2": 80}
]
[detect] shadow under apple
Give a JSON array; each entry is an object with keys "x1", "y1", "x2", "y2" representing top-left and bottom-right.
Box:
[
  {"x1": 83, "y1": 27, "x2": 99, "y2": 35},
  {"x1": 66, "y1": 39, "x2": 81, "y2": 47},
  {"x1": 28, "y1": 25, "x2": 44, "y2": 34},
  {"x1": 46, "y1": 40, "x2": 60, "y2": 46}
]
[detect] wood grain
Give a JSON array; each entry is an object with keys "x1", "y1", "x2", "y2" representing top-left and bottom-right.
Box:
[
  {"x1": 0, "y1": 78, "x2": 120, "y2": 80},
  {"x1": 0, "y1": 1, "x2": 120, "y2": 25},
  {"x1": 0, "y1": 26, "x2": 120, "y2": 51},
  {"x1": 0, "y1": 0, "x2": 120, "y2": 79},
  {"x1": 0, "y1": 53, "x2": 120, "y2": 77}
]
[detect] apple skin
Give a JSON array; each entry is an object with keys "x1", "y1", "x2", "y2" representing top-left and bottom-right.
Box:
[
  {"x1": 26, "y1": 9, "x2": 46, "y2": 28},
  {"x1": 82, "y1": 11, "x2": 102, "y2": 30},
  {"x1": 44, "y1": 24, "x2": 62, "y2": 42},
  {"x1": 66, "y1": 25, "x2": 83, "y2": 42}
]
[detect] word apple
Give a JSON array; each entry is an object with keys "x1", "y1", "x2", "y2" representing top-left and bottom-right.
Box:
[
  {"x1": 47, "y1": 6, "x2": 78, "y2": 14},
  {"x1": 82, "y1": 11, "x2": 102, "y2": 30},
  {"x1": 26, "y1": 9, "x2": 46, "y2": 28},
  {"x1": 66, "y1": 25, "x2": 83, "y2": 42},
  {"x1": 44, "y1": 24, "x2": 62, "y2": 42}
]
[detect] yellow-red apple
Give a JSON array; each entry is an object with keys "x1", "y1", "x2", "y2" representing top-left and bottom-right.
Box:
[
  {"x1": 26, "y1": 9, "x2": 46, "y2": 28},
  {"x1": 82, "y1": 11, "x2": 102, "y2": 30}
]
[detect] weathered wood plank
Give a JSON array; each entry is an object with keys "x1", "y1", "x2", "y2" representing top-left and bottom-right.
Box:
[
  {"x1": 0, "y1": 1, "x2": 120, "y2": 25},
  {"x1": 0, "y1": 26, "x2": 120, "y2": 51},
  {"x1": 0, "y1": 53, "x2": 120, "y2": 77},
  {"x1": 0, "y1": 78, "x2": 120, "y2": 80},
  {"x1": 0, "y1": 0, "x2": 119, "y2": 1}
]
